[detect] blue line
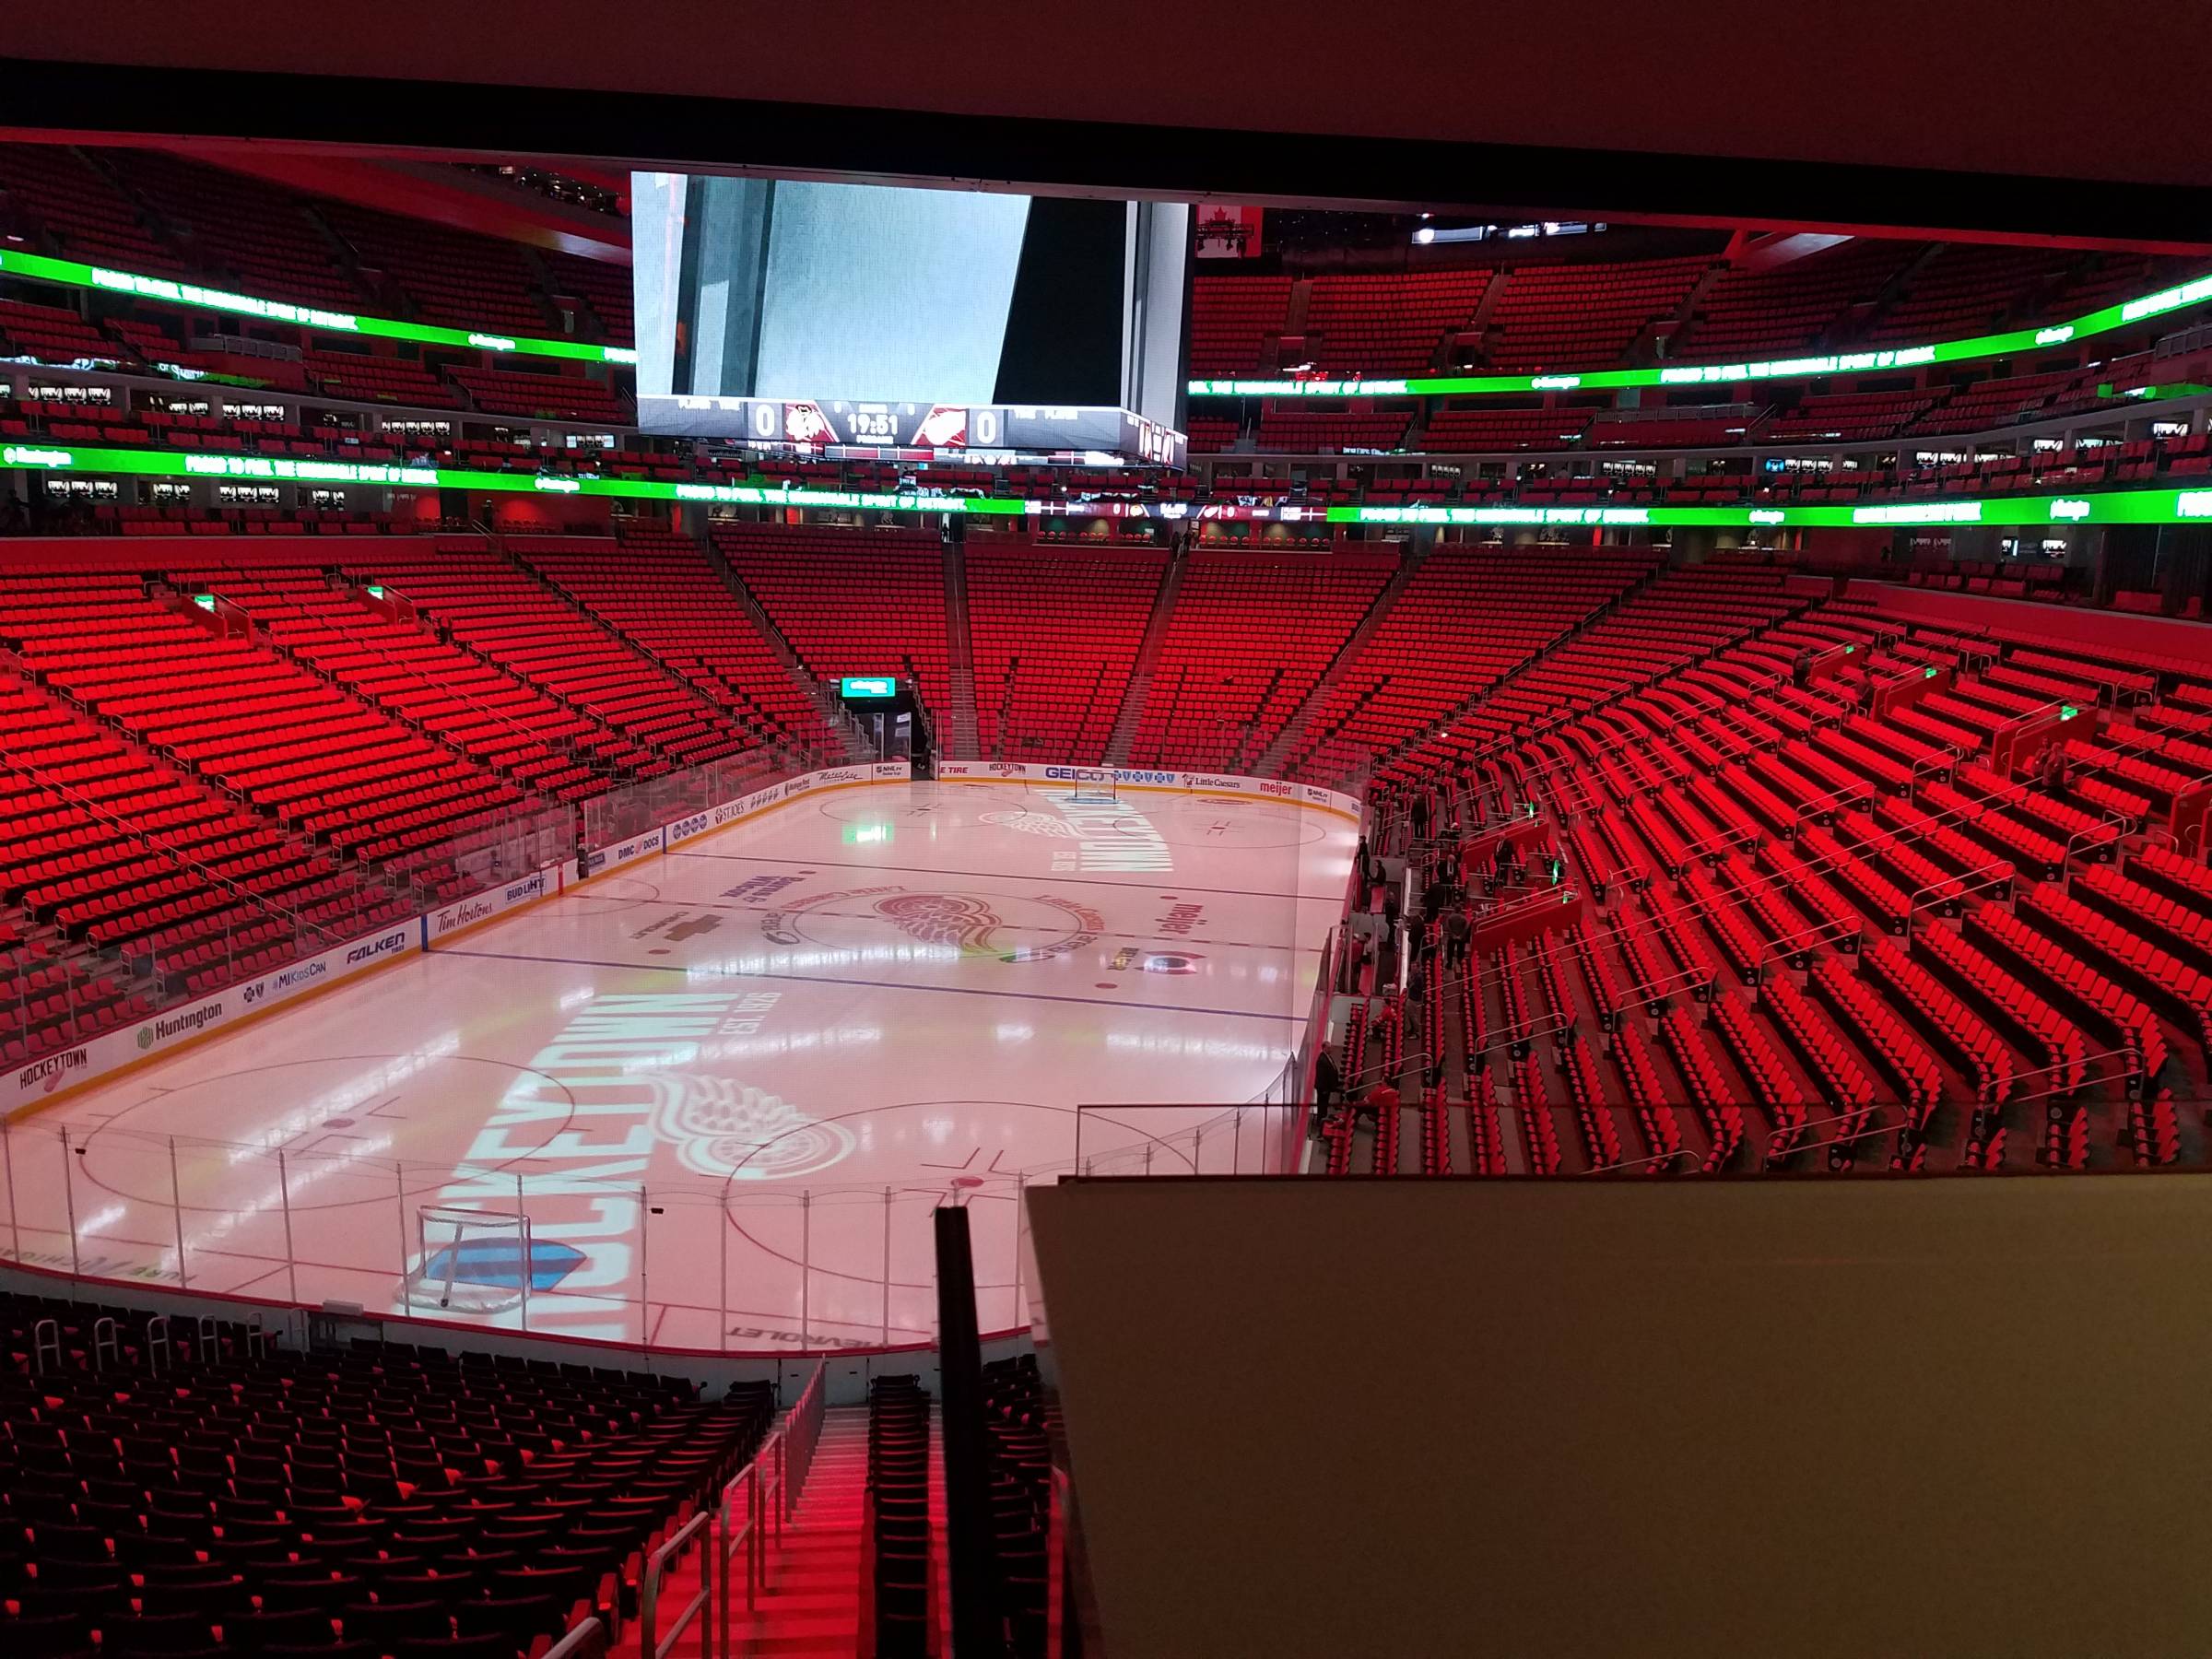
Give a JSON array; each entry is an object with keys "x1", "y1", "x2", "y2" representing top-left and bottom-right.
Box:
[
  {"x1": 435, "y1": 947, "x2": 1304, "y2": 1025},
  {"x1": 666, "y1": 850, "x2": 1345, "y2": 905}
]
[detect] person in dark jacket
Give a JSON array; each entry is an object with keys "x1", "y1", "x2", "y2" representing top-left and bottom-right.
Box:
[
  {"x1": 1443, "y1": 905, "x2": 1472, "y2": 970},
  {"x1": 1313, "y1": 1044, "x2": 1344, "y2": 1109}
]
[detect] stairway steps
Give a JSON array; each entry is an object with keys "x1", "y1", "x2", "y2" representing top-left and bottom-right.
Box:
[
  {"x1": 1257, "y1": 535, "x2": 1432, "y2": 777},
  {"x1": 723, "y1": 1407, "x2": 871, "y2": 1659},
  {"x1": 1103, "y1": 536, "x2": 1193, "y2": 765}
]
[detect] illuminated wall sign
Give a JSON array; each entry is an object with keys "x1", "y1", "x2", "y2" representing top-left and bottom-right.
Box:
[
  {"x1": 0, "y1": 239, "x2": 2202, "y2": 406},
  {"x1": 9, "y1": 438, "x2": 2212, "y2": 531},
  {"x1": 841, "y1": 676, "x2": 899, "y2": 698},
  {"x1": 192, "y1": 594, "x2": 217, "y2": 611},
  {"x1": 0, "y1": 248, "x2": 635, "y2": 367},
  {"x1": 1324, "y1": 485, "x2": 2212, "y2": 531},
  {"x1": 1189, "y1": 269, "x2": 2212, "y2": 400}
]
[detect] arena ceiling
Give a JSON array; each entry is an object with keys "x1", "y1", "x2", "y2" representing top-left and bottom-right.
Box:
[{"x1": 5, "y1": 0, "x2": 2211, "y2": 248}]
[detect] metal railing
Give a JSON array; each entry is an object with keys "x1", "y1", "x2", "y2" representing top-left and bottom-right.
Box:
[
  {"x1": 3, "y1": 1084, "x2": 1318, "y2": 1348},
  {"x1": 641, "y1": 1506, "x2": 715, "y2": 1659},
  {"x1": 713, "y1": 1443, "x2": 771, "y2": 1634},
  {"x1": 781, "y1": 1360, "x2": 829, "y2": 1526},
  {"x1": 544, "y1": 1615, "x2": 609, "y2": 1659},
  {"x1": 712, "y1": 1361, "x2": 823, "y2": 1642}
]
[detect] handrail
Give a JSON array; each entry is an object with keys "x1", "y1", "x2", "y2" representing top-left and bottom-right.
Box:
[
  {"x1": 713, "y1": 1366, "x2": 823, "y2": 1647},
  {"x1": 1790, "y1": 780, "x2": 1870, "y2": 832},
  {"x1": 2, "y1": 750, "x2": 330, "y2": 949},
  {"x1": 1901, "y1": 857, "x2": 2015, "y2": 938},
  {"x1": 714, "y1": 1452, "x2": 765, "y2": 1638},
  {"x1": 316, "y1": 575, "x2": 593, "y2": 766},
  {"x1": 544, "y1": 1615, "x2": 609, "y2": 1659},
  {"x1": 2061, "y1": 808, "x2": 2134, "y2": 875},
  {"x1": 1750, "y1": 914, "x2": 1864, "y2": 988},
  {"x1": 782, "y1": 1361, "x2": 830, "y2": 1526},
  {"x1": 641, "y1": 1506, "x2": 714, "y2": 1659}
]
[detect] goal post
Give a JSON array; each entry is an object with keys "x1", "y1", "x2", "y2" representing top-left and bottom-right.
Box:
[
  {"x1": 407, "y1": 1206, "x2": 536, "y2": 1321},
  {"x1": 1063, "y1": 767, "x2": 1121, "y2": 806}
]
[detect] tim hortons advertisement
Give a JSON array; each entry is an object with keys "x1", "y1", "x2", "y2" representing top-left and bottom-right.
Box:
[{"x1": 424, "y1": 869, "x2": 550, "y2": 946}]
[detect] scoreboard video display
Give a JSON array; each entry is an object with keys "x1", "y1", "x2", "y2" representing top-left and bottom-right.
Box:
[
  {"x1": 639, "y1": 398, "x2": 1184, "y2": 468},
  {"x1": 632, "y1": 174, "x2": 1189, "y2": 467}
]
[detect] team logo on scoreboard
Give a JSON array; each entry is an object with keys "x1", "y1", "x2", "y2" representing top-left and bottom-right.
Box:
[{"x1": 760, "y1": 886, "x2": 1102, "y2": 963}]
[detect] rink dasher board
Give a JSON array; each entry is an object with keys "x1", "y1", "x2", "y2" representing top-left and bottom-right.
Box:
[
  {"x1": 6, "y1": 759, "x2": 1357, "y2": 1114},
  {"x1": 933, "y1": 762, "x2": 1361, "y2": 821}
]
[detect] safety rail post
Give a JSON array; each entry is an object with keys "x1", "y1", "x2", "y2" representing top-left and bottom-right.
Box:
[
  {"x1": 1790, "y1": 782, "x2": 1870, "y2": 836},
  {"x1": 1749, "y1": 916, "x2": 1864, "y2": 993},
  {"x1": 641, "y1": 1506, "x2": 714, "y2": 1659},
  {"x1": 782, "y1": 1361, "x2": 829, "y2": 1525},
  {"x1": 2060, "y1": 809, "x2": 2134, "y2": 878},
  {"x1": 1901, "y1": 858, "x2": 2015, "y2": 939},
  {"x1": 543, "y1": 1614, "x2": 609, "y2": 1659},
  {"x1": 713, "y1": 1452, "x2": 761, "y2": 1648}
]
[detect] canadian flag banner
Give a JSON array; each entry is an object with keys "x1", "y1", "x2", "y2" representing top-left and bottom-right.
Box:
[{"x1": 1194, "y1": 205, "x2": 1264, "y2": 259}]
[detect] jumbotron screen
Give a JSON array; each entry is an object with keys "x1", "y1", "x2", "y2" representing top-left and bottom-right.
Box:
[{"x1": 631, "y1": 174, "x2": 1189, "y2": 465}]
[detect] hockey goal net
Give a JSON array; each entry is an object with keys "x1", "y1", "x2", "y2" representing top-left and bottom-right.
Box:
[
  {"x1": 1062, "y1": 768, "x2": 1121, "y2": 806},
  {"x1": 407, "y1": 1206, "x2": 536, "y2": 1317}
]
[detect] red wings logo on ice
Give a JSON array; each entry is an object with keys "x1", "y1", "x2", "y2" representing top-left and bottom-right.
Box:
[
  {"x1": 978, "y1": 808, "x2": 1077, "y2": 838},
  {"x1": 875, "y1": 893, "x2": 1012, "y2": 952},
  {"x1": 760, "y1": 885, "x2": 1102, "y2": 962},
  {"x1": 651, "y1": 1074, "x2": 856, "y2": 1180}
]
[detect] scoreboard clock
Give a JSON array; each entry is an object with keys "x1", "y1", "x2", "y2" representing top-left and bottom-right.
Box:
[{"x1": 638, "y1": 394, "x2": 1187, "y2": 470}]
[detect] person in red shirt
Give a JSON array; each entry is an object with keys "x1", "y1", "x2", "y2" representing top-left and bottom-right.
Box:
[{"x1": 1359, "y1": 1080, "x2": 1400, "y2": 1127}]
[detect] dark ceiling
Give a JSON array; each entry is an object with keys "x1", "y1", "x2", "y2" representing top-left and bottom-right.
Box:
[{"x1": 5, "y1": 0, "x2": 2209, "y2": 247}]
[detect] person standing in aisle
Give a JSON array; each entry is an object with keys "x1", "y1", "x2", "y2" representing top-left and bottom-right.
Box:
[{"x1": 1443, "y1": 903, "x2": 1472, "y2": 971}]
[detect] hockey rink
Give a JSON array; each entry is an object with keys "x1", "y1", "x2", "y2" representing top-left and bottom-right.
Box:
[{"x1": 3, "y1": 782, "x2": 1355, "y2": 1352}]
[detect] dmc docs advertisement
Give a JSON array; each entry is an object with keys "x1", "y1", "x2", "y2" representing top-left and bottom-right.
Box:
[
  {"x1": 6, "y1": 921, "x2": 419, "y2": 1116},
  {"x1": 935, "y1": 761, "x2": 1358, "y2": 818}
]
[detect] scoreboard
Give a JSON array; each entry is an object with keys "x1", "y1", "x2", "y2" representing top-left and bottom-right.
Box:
[{"x1": 638, "y1": 394, "x2": 1186, "y2": 469}]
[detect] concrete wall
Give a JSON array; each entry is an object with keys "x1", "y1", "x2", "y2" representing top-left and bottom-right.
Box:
[{"x1": 1029, "y1": 1174, "x2": 2212, "y2": 1657}]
